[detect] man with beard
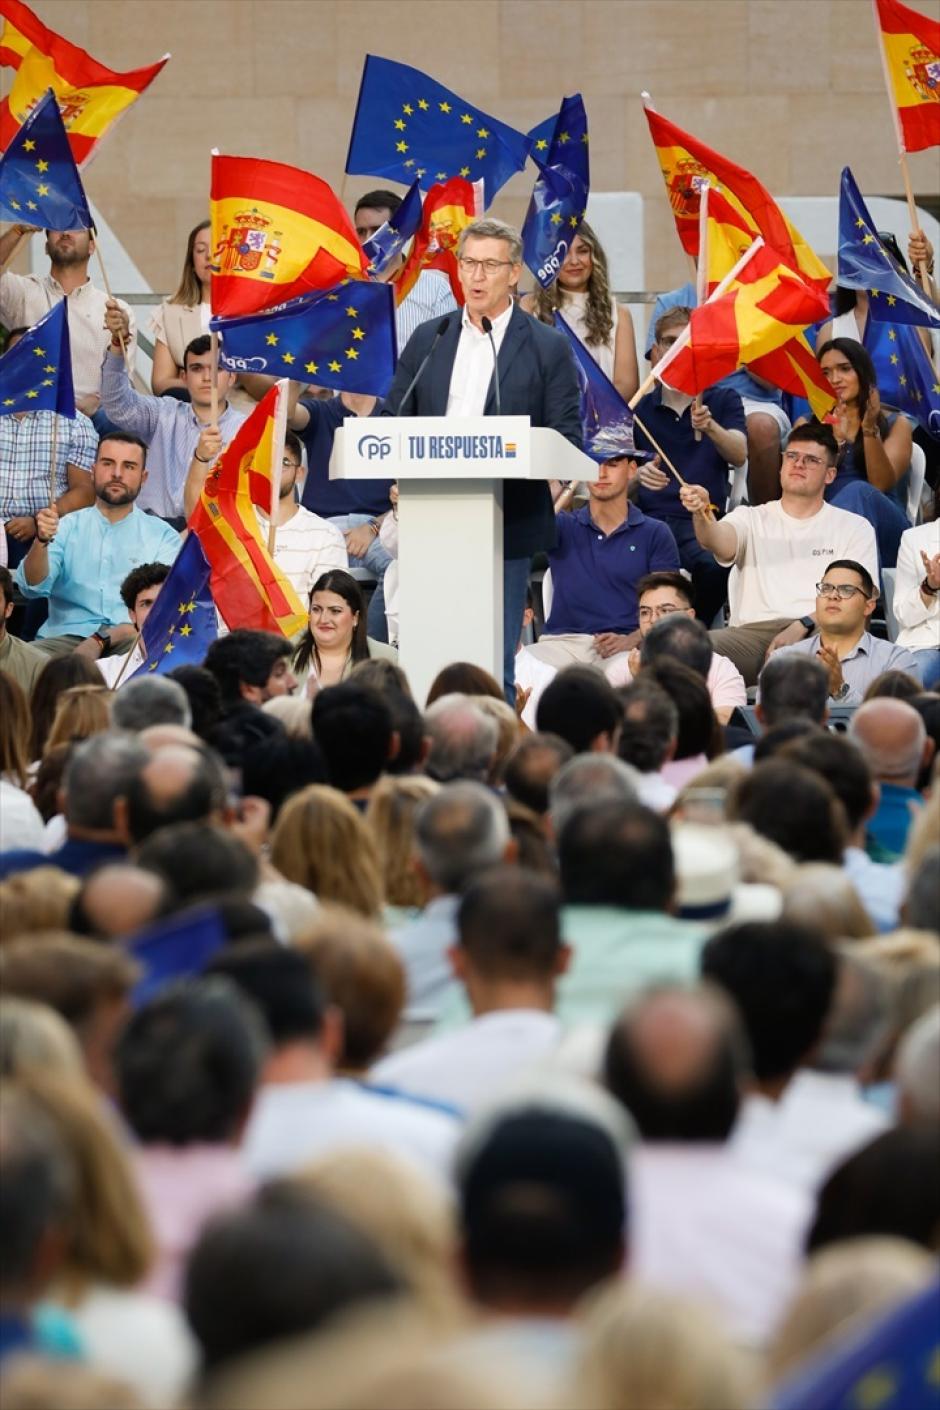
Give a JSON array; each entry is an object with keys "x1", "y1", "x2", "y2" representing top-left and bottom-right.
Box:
[
  {"x1": 13, "y1": 433, "x2": 180, "y2": 657},
  {"x1": 241, "y1": 431, "x2": 347, "y2": 604},
  {"x1": 0, "y1": 224, "x2": 137, "y2": 420}
]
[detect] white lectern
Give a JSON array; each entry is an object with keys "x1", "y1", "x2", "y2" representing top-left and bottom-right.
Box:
[{"x1": 331, "y1": 416, "x2": 595, "y2": 705}]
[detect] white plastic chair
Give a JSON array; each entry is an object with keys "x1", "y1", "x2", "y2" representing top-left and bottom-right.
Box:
[
  {"x1": 881, "y1": 568, "x2": 900, "y2": 643},
  {"x1": 542, "y1": 567, "x2": 554, "y2": 619}
]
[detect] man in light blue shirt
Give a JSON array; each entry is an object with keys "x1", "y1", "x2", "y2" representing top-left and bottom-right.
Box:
[
  {"x1": 772, "y1": 560, "x2": 918, "y2": 705},
  {"x1": 15, "y1": 431, "x2": 179, "y2": 656}
]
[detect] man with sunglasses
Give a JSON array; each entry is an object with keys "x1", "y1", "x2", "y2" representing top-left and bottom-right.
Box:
[
  {"x1": 772, "y1": 560, "x2": 917, "y2": 703},
  {"x1": 680, "y1": 422, "x2": 878, "y2": 685}
]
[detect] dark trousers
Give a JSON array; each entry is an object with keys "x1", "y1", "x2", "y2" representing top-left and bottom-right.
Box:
[{"x1": 503, "y1": 555, "x2": 531, "y2": 705}]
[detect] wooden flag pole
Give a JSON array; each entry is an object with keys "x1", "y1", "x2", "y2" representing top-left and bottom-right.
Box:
[
  {"x1": 48, "y1": 413, "x2": 59, "y2": 509},
  {"x1": 111, "y1": 629, "x2": 143, "y2": 690},
  {"x1": 95, "y1": 244, "x2": 129, "y2": 362},
  {"x1": 871, "y1": 0, "x2": 932, "y2": 294},
  {"x1": 631, "y1": 411, "x2": 687, "y2": 487},
  {"x1": 693, "y1": 184, "x2": 710, "y2": 441},
  {"x1": 209, "y1": 331, "x2": 220, "y2": 427},
  {"x1": 267, "y1": 378, "x2": 290, "y2": 557}
]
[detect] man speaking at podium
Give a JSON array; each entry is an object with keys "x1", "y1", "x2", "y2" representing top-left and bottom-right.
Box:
[{"x1": 382, "y1": 218, "x2": 582, "y2": 701}]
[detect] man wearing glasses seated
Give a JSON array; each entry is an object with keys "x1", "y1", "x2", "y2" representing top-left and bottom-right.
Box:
[
  {"x1": 678, "y1": 423, "x2": 879, "y2": 685},
  {"x1": 768, "y1": 560, "x2": 918, "y2": 703}
]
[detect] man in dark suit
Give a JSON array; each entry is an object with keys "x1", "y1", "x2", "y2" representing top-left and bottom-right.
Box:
[{"x1": 382, "y1": 218, "x2": 582, "y2": 701}]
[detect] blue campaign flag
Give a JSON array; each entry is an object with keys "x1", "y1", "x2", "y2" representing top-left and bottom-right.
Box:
[
  {"x1": 127, "y1": 905, "x2": 228, "y2": 1006},
  {"x1": 345, "y1": 55, "x2": 531, "y2": 204},
  {"x1": 555, "y1": 311, "x2": 650, "y2": 464},
  {"x1": 522, "y1": 94, "x2": 590, "y2": 288},
  {"x1": 130, "y1": 533, "x2": 217, "y2": 681},
  {"x1": 0, "y1": 300, "x2": 74, "y2": 418},
  {"x1": 838, "y1": 168, "x2": 940, "y2": 331},
  {"x1": 527, "y1": 112, "x2": 558, "y2": 165},
  {"x1": 212, "y1": 279, "x2": 398, "y2": 397},
  {"x1": 0, "y1": 88, "x2": 92, "y2": 230},
  {"x1": 866, "y1": 318, "x2": 940, "y2": 438},
  {"x1": 770, "y1": 1278, "x2": 940, "y2": 1410},
  {"x1": 362, "y1": 179, "x2": 423, "y2": 276}
]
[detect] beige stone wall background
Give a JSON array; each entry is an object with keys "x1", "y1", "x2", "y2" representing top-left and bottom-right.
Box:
[{"x1": 22, "y1": 0, "x2": 940, "y2": 295}]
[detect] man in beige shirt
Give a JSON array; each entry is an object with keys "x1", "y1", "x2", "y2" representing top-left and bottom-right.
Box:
[
  {"x1": 0, "y1": 566, "x2": 46, "y2": 696},
  {"x1": 0, "y1": 223, "x2": 137, "y2": 419}
]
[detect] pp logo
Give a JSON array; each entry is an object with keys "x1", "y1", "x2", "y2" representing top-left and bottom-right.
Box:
[{"x1": 358, "y1": 434, "x2": 392, "y2": 461}]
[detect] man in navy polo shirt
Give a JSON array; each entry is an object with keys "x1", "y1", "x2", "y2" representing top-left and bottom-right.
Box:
[
  {"x1": 634, "y1": 306, "x2": 747, "y2": 627},
  {"x1": 526, "y1": 428, "x2": 680, "y2": 676},
  {"x1": 293, "y1": 390, "x2": 393, "y2": 639}
]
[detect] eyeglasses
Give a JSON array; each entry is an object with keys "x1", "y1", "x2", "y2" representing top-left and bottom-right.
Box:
[
  {"x1": 638, "y1": 603, "x2": 685, "y2": 621},
  {"x1": 457, "y1": 257, "x2": 514, "y2": 275},
  {"x1": 783, "y1": 450, "x2": 825, "y2": 468},
  {"x1": 816, "y1": 581, "x2": 868, "y2": 600},
  {"x1": 281, "y1": 458, "x2": 300, "y2": 470}
]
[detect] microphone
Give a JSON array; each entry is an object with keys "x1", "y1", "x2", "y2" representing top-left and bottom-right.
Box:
[
  {"x1": 393, "y1": 316, "x2": 451, "y2": 416},
  {"x1": 481, "y1": 315, "x2": 502, "y2": 416}
]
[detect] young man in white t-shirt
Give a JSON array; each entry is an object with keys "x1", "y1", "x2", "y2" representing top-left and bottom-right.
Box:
[{"x1": 679, "y1": 422, "x2": 879, "y2": 685}]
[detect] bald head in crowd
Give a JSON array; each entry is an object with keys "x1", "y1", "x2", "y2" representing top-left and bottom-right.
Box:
[
  {"x1": 72, "y1": 863, "x2": 170, "y2": 941},
  {"x1": 604, "y1": 986, "x2": 750, "y2": 1141},
  {"x1": 121, "y1": 744, "x2": 227, "y2": 846},
  {"x1": 423, "y1": 695, "x2": 499, "y2": 784},
  {"x1": 849, "y1": 699, "x2": 933, "y2": 788}
]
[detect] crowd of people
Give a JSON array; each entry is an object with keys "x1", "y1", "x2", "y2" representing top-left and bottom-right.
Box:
[{"x1": 1, "y1": 150, "x2": 939, "y2": 1409}]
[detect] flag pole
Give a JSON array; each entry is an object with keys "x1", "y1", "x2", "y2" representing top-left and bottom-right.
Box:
[
  {"x1": 651, "y1": 238, "x2": 765, "y2": 390},
  {"x1": 209, "y1": 332, "x2": 220, "y2": 427},
  {"x1": 871, "y1": 0, "x2": 931, "y2": 293},
  {"x1": 95, "y1": 243, "x2": 130, "y2": 362},
  {"x1": 111, "y1": 629, "x2": 142, "y2": 690},
  {"x1": 267, "y1": 378, "x2": 289, "y2": 557},
  {"x1": 693, "y1": 183, "x2": 710, "y2": 441},
  {"x1": 48, "y1": 413, "x2": 59, "y2": 508},
  {"x1": 632, "y1": 411, "x2": 687, "y2": 486}
]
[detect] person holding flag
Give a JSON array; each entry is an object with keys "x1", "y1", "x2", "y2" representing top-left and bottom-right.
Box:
[{"x1": 352, "y1": 187, "x2": 456, "y2": 345}]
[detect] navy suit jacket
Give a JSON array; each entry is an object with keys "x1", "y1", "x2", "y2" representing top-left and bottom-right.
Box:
[{"x1": 381, "y1": 303, "x2": 583, "y2": 559}]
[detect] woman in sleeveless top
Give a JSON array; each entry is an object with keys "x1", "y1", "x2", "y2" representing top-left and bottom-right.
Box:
[
  {"x1": 521, "y1": 221, "x2": 639, "y2": 402},
  {"x1": 149, "y1": 220, "x2": 212, "y2": 396},
  {"x1": 813, "y1": 338, "x2": 912, "y2": 568}
]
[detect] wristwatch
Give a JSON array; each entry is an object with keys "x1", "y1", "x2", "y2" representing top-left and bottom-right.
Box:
[
  {"x1": 799, "y1": 615, "x2": 816, "y2": 635},
  {"x1": 91, "y1": 625, "x2": 111, "y2": 653},
  {"x1": 831, "y1": 682, "x2": 850, "y2": 702},
  {"x1": 922, "y1": 577, "x2": 940, "y2": 597}
]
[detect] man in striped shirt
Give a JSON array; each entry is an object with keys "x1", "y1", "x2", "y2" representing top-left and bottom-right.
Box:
[
  {"x1": 254, "y1": 430, "x2": 349, "y2": 604},
  {"x1": 352, "y1": 190, "x2": 458, "y2": 348}
]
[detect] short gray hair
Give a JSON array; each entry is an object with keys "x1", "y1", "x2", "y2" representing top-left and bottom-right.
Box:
[
  {"x1": 549, "y1": 753, "x2": 640, "y2": 835},
  {"x1": 64, "y1": 732, "x2": 149, "y2": 830},
  {"x1": 457, "y1": 218, "x2": 523, "y2": 266},
  {"x1": 424, "y1": 693, "x2": 499, "y2": 784},
  {"x1": 415, "y1": 781, "x2": 509, "y2": 893},
  {"x1": 111, "y1": 676, "x2": 192, "y2": 733}
]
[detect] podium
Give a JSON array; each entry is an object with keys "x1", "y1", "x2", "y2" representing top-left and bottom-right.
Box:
[{"x1": 331, "y1": 416, "x2": 595, "y2": 704}]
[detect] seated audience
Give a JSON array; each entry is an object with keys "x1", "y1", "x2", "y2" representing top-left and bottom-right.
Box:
[
  {"x1": 365, "y1": 775, "x2": 440, "y2": 918},
  {"x1": 644, "y1": 657, "x2": 721, "y2": 789},
  {"x1": 729, "y1": 759, "x2": 847, "y2": 864},
  {"x1": 615, "y1": 678, "x2": 681, "y2": 812},
  {"x1": 96, "y1": 562, "x2": 170, "y2": 688},
  {"x1": 535, "y1": 666, "x2": 623, "y2": 754},
  {"x1": 895, "y1": 1004, "x2": 940, "y2": 1124},
  {"x1": 254, "y1": 432, "x2": 349, "y2": 603},
  {"x1": 892, "y1": 515, "x2": 940, "y2": 689},
  {"x1": 291, "y1": 570, "x2": 397, "y2": 695},
  {"x1": 299, "y1": 909, "x2": 405, "y2": 1074},
  {"x1": 111, "y1": 676, "x2": 192, "y2": 733},
  {"x1": 503, "y1": 733, "x2": 574, "y2": 817},
  {"x1": 0, "y1": 566, "x2": 45, "y2": 695},
  {"x1": 148, "y1": 218, "x2": 212, "y2": 397},
  {"x1": 806, "y1": 1124, "x2": 940, "y2": 1253},
  {"x1": 547, "y1": 753, "x2": 639, "y2": 837},
  {"x1": 849, "y1": 698, "x2": 933, "y2": 859},
  {"x1": 311, "y1": 682, "x2": 393, "y2": 801},
  {"x1": 423, "y1": 694, "x2": 499, "y2": 784},
  {"x1": 270, "y1": 784, "x2": 384, "y2": 918}
]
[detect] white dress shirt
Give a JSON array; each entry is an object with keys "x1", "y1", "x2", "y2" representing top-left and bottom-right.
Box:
[
  {"x1": 446, "y1": 302, "x2": 513, "y2": 418},
  {"x1": 894, "y1": 521, "x2": 940, "y2": 652},
  {"x1": 372, "y1": 1009, "x2": 562, "y2": 1115}
]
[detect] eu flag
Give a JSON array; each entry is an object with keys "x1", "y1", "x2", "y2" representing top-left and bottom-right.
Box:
[
  {"x1": 212, "y1": 279, "x2": 398, "y2": 397},
  {"x1": 363, "y1": 179, "x2": 423, "y2": 276},
  {"x1": 866, "y1": 318, "x2": 940, "y2": 437},
  {"x1": 0, "y1": 87, "x2": 91, "y2": 230},
  {"x1": 522, "y1": 94, "x2": 589, "y2": 288},
  {"x1": 127, "y1": 905, "x2": 228, "y2": 1006},
  {"x1": 838, "y1": 167, "x2": 940, "y2": 331},
  {"x1": 345, "y1": 55, "x2": 531, "y2": 204},
  {"x1": 554, "y1": 312, "x2": 649, "y2": 464},
  {"x1": 129, "y1": 533, "x2": 217, "y2": 681},
  {"x1": 0, "y1": 300, "x2": 74, "y2": 417},
  {"x1": 770, "y1": 1278, "x2": 940, "y2": 1410},
  {"x1": 527, "y1": 113, "x2": 558, "y2": 164}
]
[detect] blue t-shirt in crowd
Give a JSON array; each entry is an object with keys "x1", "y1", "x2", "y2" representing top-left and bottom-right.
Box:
[
  {"x1": 634, "y1": 381, "x2": 746, "y2": 520},
  {"x1": 545, "y1": 504, "x2": 680, "y2": 635},
  {"x1": 296, "y1": 396, "x2": 393, "y2": 520}
]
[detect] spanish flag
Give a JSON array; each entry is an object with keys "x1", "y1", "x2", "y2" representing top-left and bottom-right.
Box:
[
  {"x1": 655, "y1": 240, "x2": 830, "y2": 400},
  {"x1": 874, "y1": 0, "x2": 940, "y2": 151},
  {"x1": 210, "y1": 153, "x2": 367, "y2": 319},
  {"x1": 188, "y1": 382, "x2": 307, "y2": 639},
  {"x1": 394, "y1": 175, "x2": 481, "y2": 306},
  {"x1": 0, "y1": 0, "x2": 168, "y2": 165},
  {"x1": 643, "y1": 101, "x2": 831, "y2": 293}
]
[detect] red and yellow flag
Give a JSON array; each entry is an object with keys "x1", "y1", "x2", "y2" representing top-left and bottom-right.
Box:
[
  {"x1": 394, "y1": 176, "x2": 481, "y2": 306},
  {"x1": 0, "y1": 0, "x2": 168, "y2": 165},
  {"x1": 210, "y1": 154, "x2": 367, "y2": 319},
  {"x1": 643, "y1": 102, "x2": 831, "y2": 293},
  {"x1": 874, "y1": 0, "x2": 940, "y2": 151},
  {"x1": 188, "y1": 383, "x2": 307, "y2": 639}
]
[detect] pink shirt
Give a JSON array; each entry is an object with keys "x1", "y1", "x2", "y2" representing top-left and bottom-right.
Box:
[{"x1": 606, "y1": 650, "x2": 746, "y2": 711}]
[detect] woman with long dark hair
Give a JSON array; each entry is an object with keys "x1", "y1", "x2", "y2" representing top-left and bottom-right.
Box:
[
  {"x1": 522, "y1": 221, "x2": 639, "y2": 402},
  {"x1": 813, "y1": 338, "x2": 912, "y2": 567},
  {"x1": 292, "y1": 569, "x2": 397, "y2": 694}
]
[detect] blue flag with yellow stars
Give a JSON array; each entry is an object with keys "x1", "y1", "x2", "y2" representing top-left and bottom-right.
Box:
[
  {"x1": 0, "y1": 300, "x2": 74, "y2": 418},
  {"x1": 527, "y1": 113, "x2": 560, "y2": 166},
  {"x1": 522, "y1": 94, "x2": 589, "y2": 289},
  {"x1": 130, "y1": 534, "x2": 217, "y2": 681},
  {"x1": 770, "y1": 1277, "x2": 940, "y2": 1410},
  {"x1": 345, "y1": 55, "x2": 531, "y2": 204},
  {"x1": 212, "y1": 279, "x2": 398, "y2": 397},
  {"x1": 362, "y1": 179, "x2": 423, "y2": 277},
  {"x1": 838, "y1": 167, "x2": 940, "y2": 330},
  {"x1": 0, "y1": 88, "x2": 91, "y2": 230},
  {"x1": 867, "y1": 318, "x2": 940, "y2": 438},
  {"x1": 554, "y1": 312, "x2": 650, "y2": 465}
]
